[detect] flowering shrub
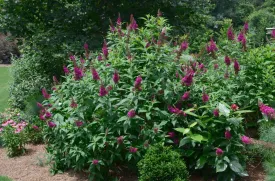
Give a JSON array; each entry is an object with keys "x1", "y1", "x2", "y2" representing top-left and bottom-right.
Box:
[
  {"x1": 40, "y1": 15, "x2": 252, "y2": 180},
  {"x1": 137, "y1": 143, "x2": 189, "y2": 181},
  {"x1": 175, "y1": 103, "x2": 252, "y2": 180},
  {"x1": 0, "y1": 109, "x2": 27, "y2": 157},
  {"x1": 0, "y1": 108, "x2": 44, "y2": 156}
]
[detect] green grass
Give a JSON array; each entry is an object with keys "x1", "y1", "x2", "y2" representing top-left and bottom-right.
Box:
[
  {"x1": 0, "y1": 67, "x2": 11, "y2": 112},
  {"x1": 0, "y1": 176, "x2": 12, "y2": 181}
]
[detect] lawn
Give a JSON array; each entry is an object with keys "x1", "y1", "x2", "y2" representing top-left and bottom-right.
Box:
[
  {"x1": 0, "y1": 67, "x2": 11, "y2": 112},
  {"x1": 0, "y1": 176, "x2": 12, "y2": 181}
]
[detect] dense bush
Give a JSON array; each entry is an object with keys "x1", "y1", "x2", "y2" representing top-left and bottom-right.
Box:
[
  {"x1": 138, "y1": 143, "x2": 188, "y2": 181},
  {"x1": 38, "y1": 15, "x2": 254, "y2": 180}
]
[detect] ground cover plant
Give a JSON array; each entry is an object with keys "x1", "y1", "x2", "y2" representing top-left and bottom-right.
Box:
[{"x1": 34, "y1": 14, "x2": 263, "y2": 181}]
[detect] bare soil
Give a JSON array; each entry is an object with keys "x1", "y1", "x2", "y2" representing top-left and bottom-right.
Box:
[
  {"x1": 0, "y1": 144, "x2": 88, "y2": 181},
  {"x1": 0, "y1": 144, "x2": 266, "y2": 181}
]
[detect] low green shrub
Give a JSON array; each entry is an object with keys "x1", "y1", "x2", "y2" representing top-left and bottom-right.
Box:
[{"x1": 138, "y1": 143, "x2": 188, "y2": 181}]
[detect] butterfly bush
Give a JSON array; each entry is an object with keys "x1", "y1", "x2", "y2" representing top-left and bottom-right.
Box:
[{"x1": 39, "y1": 15, "x2": 252, "y2": 180}]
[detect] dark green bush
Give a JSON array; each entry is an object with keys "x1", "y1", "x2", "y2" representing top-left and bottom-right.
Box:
[{"x1": 138, "y1": 144, "x2": 188, "y2": 181}]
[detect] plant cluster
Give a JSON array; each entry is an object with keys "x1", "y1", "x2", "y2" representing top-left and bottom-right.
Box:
[
  {"x1": 36, "y1": 15, "x2": 258, "y2": 180},
  {"x1": 0, "y1": 108, "x2": 44, "y2": 156}
]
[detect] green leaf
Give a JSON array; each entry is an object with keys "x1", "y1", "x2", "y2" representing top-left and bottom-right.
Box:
[
  {"x1": 117, "y1": 116, "x2": 128, "y2": 123},
  {"x1": 174, "y1": 128, "x2": 190, "y2": 135},
  {"x1": 227, "y1": 117, "x2": 243, "y2": 126},
  {"x1": 196, "y1": 156, "x2": 207, "y2": 169},
  {"x1": 219, "y1": 103, "x2": 230, "y2": 117},
  {"x1": 229, "y1": 160, "x2": 248, "y2": 176},
  {"x1": 234, "y1": 110, "x2": 254, "y2": 114},
  {"x1": 189, "y1": 122, "x2": 198, "y2": 128},
  {"x1": 184, "y1": 109, "x2": 199, "y2": 117},
  {"x1": 179, "y1": 137, "x2": 191, "y2": 147},
  {"x1": 216, "y1": 161, "x2": 228, "y2": 172},
  {"x1": 190, "y1": 134, "x2": 205, "y2": 142}
]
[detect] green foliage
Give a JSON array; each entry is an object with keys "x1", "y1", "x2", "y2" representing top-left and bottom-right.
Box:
[
  {"x1": 248, "y1": 9, "x2": 275, "y2": 46},
  {"x1": 240, "y1": 44, "x2": 275, "y2": 108},
  {"x1": 175, "y1": 103, "x2": 251, "y2": 181},
  {"x1": 9, "y1": 49, "x2": 51, "y2": 109},
  {"x1": 137, "y1": 143, "x2": 188, "y2": 181},
  {"x1": 39, "y1": 15, "x2": 253, "y2": 180}
]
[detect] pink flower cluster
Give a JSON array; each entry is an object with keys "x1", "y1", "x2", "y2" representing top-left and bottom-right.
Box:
[
  {"x1": 259, "y1": 102, "x2": 275, "y2": 120},
  {"x1": 168, "y1": 106, "x2": 186, "y2": 117},
  {"x1": 206, "y1": 39, "x2": 218, "y2": 53},
  {"x1": 1, "y1": 120, "x2": 28, "y2": 133}
]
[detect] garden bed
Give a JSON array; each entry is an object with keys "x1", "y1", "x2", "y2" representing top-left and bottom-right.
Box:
[{"x1": 0, "y1": 144, "x2": 265, "y2": 181}]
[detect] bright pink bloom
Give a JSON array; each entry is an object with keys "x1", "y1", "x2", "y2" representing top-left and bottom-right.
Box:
[
  {"x1": 48, "y1": 121, "x2": 56, "y2": 128},
  {"x1": 80, "y1": 58, "x2": 85, "y2": 64},
  {"x1": 102, "y1": 40, "x2": 108, "y2": 59},
  {"x1": 231, "y1": 104, "x2": 239, "y2": 111},
  {"x1": 259, "y1": 103, "x2": 275, "y2": 120},
  {"x1": 271, "y1": 30, "x2": 275, "y2": 38},
  {"x1": 2, "y1": 121, "x2": 9, "y2": 127},
  {"x1": 168, "y1": 132, "x2": 175, "y2": 138},
  {"x1": 37, "y1": 102, "x2": 43, "y2": 109},
  {"x1": 74, "y1": 66, "x2": 84, "y2": 80},
  {"x1": 225, "y1": 130, "x2": 232, "y2": 139},
  {"x1": 234, "y1": 60, "x2": 240, "y2": 75},
  {"x1": 130, "y1": 14, "x2": 138, "y2": 30},
  {"x1": 213, "y1": 109, "x2": 219, "y2": 117},
  {"x1": 69, "y1": 55, "x2": 75, "y2": 61},
  {"x1": 134, "y1": 76, "x2": 142, "y2": 90},
  {"x1": 53, "y1": 76, "x2": 59, "y2": 84},
  {"x1": 75, "y1": 121, "x2": 83, "y2": 127},
  {"x1": 181, "y1": 72, "x2": 193, "y2": 86},
  {"x1": 45, "y1": 111, "x2": 52, "y2": 118},
  {"x1": 216, "y1": 148, "x2": 223, "y2": 156},
  {"x1": 241, "y1": 135, "x2": 251, "y2": 144},
  {"x1": 129, "y1": 146, "x2": 138, "y2": 153},
  {"x1": 113, "y1": 70, "x2": 120, "y2": 84},
  {"x1": 70, "y1": 98, "x2": 77, "y2": 108},
  {"x1": 206, "y1": 38, "x2": 218, "y2": 53},
  {"x1": 99, "y1": 85, "x2": 108, "y2": 97},
  {"x1": 198, "y1": 63, "x2": 204, "y2": 70},
  {"x1": 15, "y1": 128, "x2": 22, "y2": 134},
  {"x1": 238, "y1": 31, "x2": 245, "y2": 42},
  {"x1": 182, "y1": 91, "x2": 190, "y2": 101},
  {"x1": 127, "y1": 109, "x2": 136, "y2": 118},
  {"x1": 84, "y1": 43, "x2": 89, "y2": 50},
  {"x1": 63, "y1": 66, "x2": 70, "y2": 75},
  {"x1": 116, "y1": 13, "x2": 121, "y2": 25},
  {"x1": 227, "y1": 26, "x2": 235, "y2": 40},
  {"x1": 224, "y1": 56, "x2": 231, "y2": 66},
  {"x1": 92, "y1": 159, "x2": 99, "y2": 165},
  {"x1": 202, "y1": 92, "x2": 209, "y2": 103},
  {"x1": 0, "y1": 128, "x2": 3, "y2": 132},
  {"x1": 42, "y1": 88, "x2": 51, "y2": 99},
  {"x1": 39, "y1": 114, "x2": 45, "y2": 120},
  {"x1": 33, "y1": 125, "x2": 39, "y2": 130},
  {"x1": 180, "y1": 41, "x2": 188, "y2": 51},
  {"x1": 98, "y1": 54, "x2": 103, "y2": 61},
  {"x1": 91, "y1": 68, "x2": 100, "y2": 81},
  {"x1": 117, "y1": 136, "x2": 124, "y2": 144}
]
